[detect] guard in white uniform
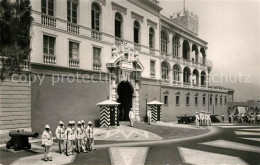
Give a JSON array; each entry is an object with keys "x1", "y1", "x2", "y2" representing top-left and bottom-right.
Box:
[
  {"x1": 195, "y1": 112, "x2": 200, "y2": 128},
  {"x1": 86, "y1": 121, "x2": 95, "y2": 151},
  {"x1": 65, "y1": 121, "x2": 76, "y2": 156},
  {"x1": 147, "y1": 109, "x2": 152, "y2": 125},
  {"x1": 42, "y1": 125, "x2": 53, "y2": 161},
  {"x1": 199, "y1": 111, "x2": 204, "y2": 126},
  {"x1": 55, "y1": 121, "x2": 65, "y2": 154},
  {"x1": 76, "y1": 121, "x2": 84, "y2": 153},
  {"x1": 80, "y1": 120, "x2": 87, "y2": 153},
  {"x1": 129, "y1": 108, "x2": 135, "y2": 127}
]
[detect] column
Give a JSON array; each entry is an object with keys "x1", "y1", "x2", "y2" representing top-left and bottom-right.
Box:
[
  {"x1": 179, "y1": 71, "x2": 183, "y2": 86},
  {"x1": 179, "y1": 38, "x2": 183, "y2": 59},
  {"x1": 134, "y1": 83, "x2": 141, "y2": 122}
]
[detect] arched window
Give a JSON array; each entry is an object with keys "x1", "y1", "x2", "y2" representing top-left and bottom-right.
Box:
[
  {"x1": 149, "y1": 27, "x2": 155, "y2": 48},
  {"x1": 161, "y1": 31, "x2": 168, "y2": 53},
  {"x1": 192, "y1": 69, "x2": 199, "y2": 85},
  {"x1": 91, "y1": 3, "x2": 101, "y2": 31},
  {"x1": 192, "y1": 44, "x2": 199, "y2": 63},
  {"x1": 161, "y1": 61, "x2": 169, "y2": 80},
  {"x1": 200, "y1": 48, "x2": 206, "y2": 65},
  {"x1": 134, "y1": 21, "x2": 140, "y2": 44},
  {"x1": 115, "y1": 12, "x2": 123, "y2": 38},
  {"x1": 173, "y1": 64, "x2": 180, "y2": 81},
  {"x1": 183, "y1": 40, "x2": 190, "y2": 61},
  {"x1": 201, "y1": 71, "x2": 206, "y2": 86},
  {"x1": 172, "y1": 36, "x2": 179, "y2": 57},
  {"x1": 183, "y1": 67, "x2": 191, "y2": 83}
]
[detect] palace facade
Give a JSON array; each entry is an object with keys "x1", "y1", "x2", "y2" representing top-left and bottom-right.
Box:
[{"x1": 0, "y1": 0, "x2": 234, "y2": 135}]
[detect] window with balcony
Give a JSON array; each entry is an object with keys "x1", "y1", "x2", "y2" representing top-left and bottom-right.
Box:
[
  {"x1": 150, "y1": 60, "x2": 155, "y2": 78},
  {"x1": 161, "y1": 61, "x2": 169, "y2": 80},
  {"x1": 41, "y1": 0, "x2": 54, "y2": 16},
  {"x1": 67, "y1": 0, "x2": 78, "y2": 24},
  {"x1": 192, "y1": 69, "x2": 199, "y2": 86},
  {"x1": 215, "y1": 97, "x2": 218, "y2": 105},
  {"x1": 43, "y1": 35, "x2": 56, "y2": 64},
  {"x1": 93, "y1": 47, "x2": 101, "y2": 70},
  {"x1": 134, "y1": 21, "x2": 140, "y2": 44},
  {"x1": 149, "y1": 27, "x2": 155, "y2": 49},
  {"x1": 69, "y1": 41, "x2": 79, "y2": 67},
  {"x1": 183, "y1": 67, "x2": 191, "y2": 84},
  {"x1": 220, "y1": 97, "x2": 223, "y2": 105},
  {"x1": 173, "y1": 64, "x2": 180, "y2": 81},
  {"x1": 115, "y1": 12, "x2": 123, "y2": 38},
  {"x1": 201, "y1": 71, "x2": 206, "y2": 86},
  {"x1": 91, "y1": 3, "x2": 101, "y2": 31},
  {"x1": 183, "y1": 40, "x2": 190, "y2": 61},
  {"x1": 172, "y1": 36, "x2": 179, "y2": 57},
  {"x1": 161, "y1": 31, "x2": 168, "y2": 54}
]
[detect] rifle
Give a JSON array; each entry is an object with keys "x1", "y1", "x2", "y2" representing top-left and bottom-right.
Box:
[
  {"x1": 66, "y1": 128, "x2": 69, "y2": 156},
  {"x1": 59, "y1": 128, "x2": 61, "y2": 154}
]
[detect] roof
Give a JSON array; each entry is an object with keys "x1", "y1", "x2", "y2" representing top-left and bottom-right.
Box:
[
  {"x1": 147, "y1": 100, "x2": 164, "y2": 105},
  {"x1": 96, "y1": 100, "x2": 120, "y2": 106}
]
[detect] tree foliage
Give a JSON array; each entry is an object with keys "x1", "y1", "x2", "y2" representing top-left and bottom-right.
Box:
[{"x1": 0, "y1": 0, "x2": 33, "y2": 81}]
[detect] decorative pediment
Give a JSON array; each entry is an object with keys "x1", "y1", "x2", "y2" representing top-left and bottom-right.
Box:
[
  {"x1": 147, "y1": 19, "x2": 158, "y2": 29},
  {"x1": 175, "y1": 91, "x2": 180, "y2": 95},
  {"x1": 111, "y1": 2, "x2": 127, "y2": 15},
  {"x1": 202, "y1": 93, "x2": 206, "y2": 96},
  {"x1": 95, "y1": 0, "x2": 106, "y2": 5},
  {"x1": 107, "y1": 42, "x2": 144, "y2": 72},
  {"x1": 194, "y1": 93, "x2": 198, "y2": 96},
  {"x1": 163, "y1": 91, "x2": 169, "y2": 95},
  {"x1": 186, "y1": 92, "x2": 190, "y2": 96},
  {"x1": 131, "y1": 11, "x2": 144, "y2": 22}
]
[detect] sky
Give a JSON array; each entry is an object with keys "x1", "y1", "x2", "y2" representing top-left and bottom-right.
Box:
[{"x1": 160, "y1": 0, "x2": 260, "y2": 101}]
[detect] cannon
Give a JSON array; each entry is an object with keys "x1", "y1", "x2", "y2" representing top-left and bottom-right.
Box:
[{"x1": 6, "y1": 130, "x2": 39, "y2": 151}]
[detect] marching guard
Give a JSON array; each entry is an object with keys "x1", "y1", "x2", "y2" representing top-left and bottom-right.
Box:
[
  {"x1": 80, "y1": 120, "x2": 88, "y2": 153},
  {"x1": 55, "y1": 121, "x2": 65, "y2": 154},
  {"x1": 42, "y1": 125, "x2": 53, "y2": 161},
  {"x1": 147, "y1": 109, "x2": 152, "y2": 125},
  {"x1": 65, "y1": 121, "x2": 76, "y2": 156},
  {"x1": 195, "y1": 112, "x2": 200, "y2": 128},
  {"x1": 86, "y1": 121, "x2": 95, "y2": 151},
  {"x1": 76, "y1": 121, "x2": 84, "y2": 153}
]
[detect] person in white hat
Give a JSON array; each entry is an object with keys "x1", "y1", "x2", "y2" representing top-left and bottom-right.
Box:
[
  {"x1": 80, "y1": 120, "x2": 87, "y2": 153},
  {"x1": 64, "y1": 121, "x2": 76, "y2": 156},
  {"x1": 147, "y1": 109, "x2": 152, "y2": 125},
  {"x1": 76, "y1": 121, "x2": 84, "y2": 153},
  {"x1": 129, "y1": 108, "x2": 135, "y2": 127},
  {"x1": 42, "y1": 124, "x2": 53, "y2": 161},
  {"x1": 86, "y1": 121, "x2": 95, "y2": 151},
  {"x1": 71, "y1": 121, "x2": 77, "y2": 152},
  {"x1": 199, "y1": 111, "x2": 204, "y2": 126},
  {"x1": 195, "y1": 112, "x2": 200, "y2": 128},
  {"x1": 205, "y1": 112, "x2": 209, "y2": 126},
  {"x1": 55, "y1": 121, "x2": 65, "y2": 154}
]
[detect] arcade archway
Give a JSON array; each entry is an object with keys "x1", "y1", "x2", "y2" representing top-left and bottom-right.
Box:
[{"x1": 117, "y1": 81, "x2": 134, "y2": 121}]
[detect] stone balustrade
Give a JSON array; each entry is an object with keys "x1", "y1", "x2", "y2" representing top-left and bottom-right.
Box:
[
  {"x1": 67, "y1": 22, "x2": 80, "y2": 34},
  {"x1": 93, "y1": 63, "x2": 101, "y2": 71},
  {"x1": 91, "y1": 30, "x2": 102, "y2": 40},
  {"x1": 41, "y1": 13, "x2": 56, "y2": 27},
  {"x1": 69, "y1": 59, "x2": 80, "y2": 67},
  {"x1": 43, "y1": 54, "x2": 56, "y2": 65}
]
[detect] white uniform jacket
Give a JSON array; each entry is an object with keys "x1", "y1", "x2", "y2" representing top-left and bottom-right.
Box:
[
  {"x1": 86, "y1": 126, "x2": 94, "y2": 139},
  {"x1": 65, "y1": 127, "x2": 76, "y2": 140},
  {"x1": 55, "y1": 126, "x2": 65, "y2": 140},
  {"x1": 76, "y1": 127, "x2": 84, "y2": 139},
  {"x1": 42, "y1": 130, "x2": 53, "y2": 146}
]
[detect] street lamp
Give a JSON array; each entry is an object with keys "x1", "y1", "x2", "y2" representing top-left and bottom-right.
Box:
[{"x1": 144, "y1": 94, "x2": 148, "y2": 122}]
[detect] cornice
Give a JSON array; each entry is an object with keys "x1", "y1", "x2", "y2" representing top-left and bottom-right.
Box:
[
  {"x1": 111, "y1": 2, "x2": 127, "y2": 15},
  {"x1": 131, "y1": 11, "x2": 144, "y2": 22},
  {"x1": 147, "y1": 19, "x2": 158, "y2": 29}
]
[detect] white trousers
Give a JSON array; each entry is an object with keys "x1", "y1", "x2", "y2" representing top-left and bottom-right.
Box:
[{"x1": 44, "y1": 146, "x2": 51, "y2": 159}]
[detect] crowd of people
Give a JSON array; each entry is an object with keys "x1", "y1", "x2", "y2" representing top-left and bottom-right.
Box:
[
  {"x1": 229, "y1": 113, "x2": 260, "y2": 123},
  {"x1": 195, "y1": 111, "x2": 212, "y2": 128},
  {"x1": 41, "y1": 120, "x2": 95, "y2": 161}
]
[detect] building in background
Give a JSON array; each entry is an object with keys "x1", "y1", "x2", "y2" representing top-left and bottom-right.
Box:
[{"x1": 0, "y1": 0, "x2": 235, "y2": 135}]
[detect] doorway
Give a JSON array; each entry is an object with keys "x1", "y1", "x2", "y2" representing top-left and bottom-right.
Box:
[{"x1": 117, "y1": 81, "x2": 134, "y2": 121}]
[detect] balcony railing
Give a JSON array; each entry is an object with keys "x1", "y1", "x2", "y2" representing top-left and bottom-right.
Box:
[
  {"x1": 192, "y1": 82, "x2": 199, "y2": 86},
  {"x1": 67, "y1": 22, "x2": 80, "y2": 34},
  {"x1": 149, "y1": 48, "x2": 155, "y2": 55},
  {"x1": 69, "y1": 59, "x2": 79, "y2": 67},
  {"x1": 134, "y1": 43, "x2": 141, "y2": 51},
  {"x1": 41, "y1": 13, "x2": 56, "y2": 27},
  {"x1": 115, "y1": 37, "x2": 124, "y2": 45},
  {"x1": 43, "y1": 54, "x2": 56, "y2": 65},
  {"x1": 0, "y1": 57, "x2": 30, "y2": 71},
  {"x1": 91, "y1": 30, "x2": 102, "y2": 40},
  {"x1": 183, "y1": 82, "x2": 191, "y2": 86},
  {"x1": 93, "y1": 63, "x2": 101, "y2": 71}
]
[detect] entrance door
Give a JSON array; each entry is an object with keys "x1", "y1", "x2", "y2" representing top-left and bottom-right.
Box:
[
  {"x1": 110, "y1": 106, "x2": 115, "y2": 126},
  {"x1": 157, "y1": 106, "x2": 161, "y2": 121},
  {"x1": 117, "y1": 81, "x2": 134, "y2": 121}
]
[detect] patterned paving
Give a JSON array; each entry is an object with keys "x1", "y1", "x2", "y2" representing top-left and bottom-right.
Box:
[
  {"x1": 109, "y1": 147, "x2": 148, "y2": 165},
  {"x1": 238, "y1": 137, "x2": 260, "y2": 142},
  {"x1": 178, "y1": 147, "x2": 248, "y2": 165},
  {"x1": 234, "y1": 131, "x2": 260, "y2": 136},
  {"x1": 94, "y1": 125, "x2": 163, "y2": 141}
]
